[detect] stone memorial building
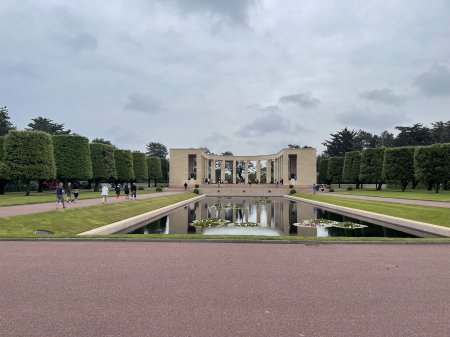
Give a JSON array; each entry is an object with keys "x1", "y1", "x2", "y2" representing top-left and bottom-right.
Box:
[{"x1": 169, "y1": 148, "x2": 316, "y2": 188}]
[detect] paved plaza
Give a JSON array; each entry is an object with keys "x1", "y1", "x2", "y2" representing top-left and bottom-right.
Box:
[{"x1": 1, "y1": 241, "x2": 449, "y2": 337}]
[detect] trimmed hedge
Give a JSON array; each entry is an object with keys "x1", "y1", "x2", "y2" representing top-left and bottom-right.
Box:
[
  {"x1": 132, "y1": 151, "x2": 148, "y2": 183},
  {"x1": 90, "y1": 142, "x2": 117, "y2": 182},
  {"x1": 114, "y1": 149, "x2": 135, "y2": 182},
  {"x1": 53, "y1": 135, "x2": 92, "y2": 181}
]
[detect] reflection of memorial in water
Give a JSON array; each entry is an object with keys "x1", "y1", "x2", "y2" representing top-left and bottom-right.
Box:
[
  {"x1": 125, "y1": 196, "x2": 418, "y2": 238},
  {"x1": 165, "y1": 197, "x2": 317, "y2": 236}
]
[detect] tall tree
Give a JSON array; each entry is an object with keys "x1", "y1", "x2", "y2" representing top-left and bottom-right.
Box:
[
  {"x1": 147, "y1": 157, "x2": 162, "y2": 187},
  {"x1": 27, "y1": 117, "x2": 71, "y2": 135},
  {"x1": 430, "y1": 121, "x2": 450, "y2": 144},
  {"x1": 327, "y1": 157, "x2": 344, "y2": 187},
  {"x1": 161, "y1": 158, "x2": 169, "y2": 183},
  {"x1": 0, "y1": 136, "x2": 8, "y2": 194},
  {"x1": 132, "y1": 151, "x2": 148, "y2": 183},
  {"x1": 359, "y1": 148, "x2": 385, "y2": 190},
  {"x1": 414, "y1": 144, "x2": 450, "y2": 193},
  {"x1": 146, "y1": 142, "x2": 168, "y2": 158},
  {"x1": 90, "y1": 143, "x2": 117, "y2": 191},
  {"x1": 318, "y1": 158, "x2": 330, "y2": 185},
  {"x1": 4, "y1": 131, "x2": 56, "y2": 195},
  {"x1": 322, "y1": 127, "x2": 358, "y2": 157},
  {"x1": 382, "y1": 147, "x2": 416, "y2": 191},
  {"x1": 0, "y1": 106, "x2": 16, "y2": 136},
  {"x1": 342, "y1": 151, "x2": 362, "y2": 188},
  {"x1": 91, "y1": 138, "x2": 114, "y2": 146},
  {"x1": 394, "y1": 123, "x2": 432, "y2": 147},
  {"x1": 378, "y1": 131, "x2": 395, "y2": 148},
  {"x1": 354, "y1": 131, "x2": 379, "y2": 150},
  {"x1": 114, "y1": 150, "x2": 135, "y2": 183}
]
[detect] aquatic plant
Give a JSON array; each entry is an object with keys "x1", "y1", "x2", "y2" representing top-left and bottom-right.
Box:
[{"x1": 191, "y1": 218, "x2": 230, "y2": 227}]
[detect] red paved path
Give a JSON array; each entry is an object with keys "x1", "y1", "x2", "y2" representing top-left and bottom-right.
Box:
[{"x1": 1, "y1": 241, "x2": 449, "y2": 337}]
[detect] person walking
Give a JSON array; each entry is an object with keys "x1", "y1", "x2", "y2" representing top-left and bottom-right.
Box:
[
  {"x1": 115, "y1": 184, "x2": 121, "y2": 199},
  {"x1": 56, "y1": 182, "x2": 66, "y2": 209},
  {"x1": 65, "y1": 182, "x2": 72, "y2": 202},
  {"x1": 184, "y1": 182, "x2": 188, "y2": 191},
  {"x1": 130, "y1": 183, "x2": 137, "y2": 199},
  {"x1": 124, "y1": 183, "x2": 130, "y2": 199},
  {"x1": 72, "y1": 181, "x2": 79, "y2": 202},
  {"x1": 101, "y1": 184, "x2": 109, "y2": 203}
]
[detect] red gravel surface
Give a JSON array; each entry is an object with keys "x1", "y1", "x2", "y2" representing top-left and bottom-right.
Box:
[{"x1": 1, "y1": 241, "x2": 449, "y2": 337}]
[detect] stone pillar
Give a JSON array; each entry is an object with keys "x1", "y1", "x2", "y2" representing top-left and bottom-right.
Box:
[
  {"x1": 244, "y1": 160, "x2": 248, "y2": 184},
  {"x1": 256, "y1": 160, "x2": 261, "y2": 183},
  {"x1": 256, "y1": 204, "x2": 261, "y2": 224},
  {"x1": 197, "y1": 155, "x2": 202, "y2": 184},
  {"x1": 283, "y1": 155, "x2": 289, "y2": 184},
  {"x1": 220, "y1": 160, "x2": 225, "y2": 183},
  {"x1": 233, "y1": 160, "x2": 237, "y2": 184},
  {"x1": 266, "y1": 160, "x2": 272, "y2": 183},
  {"x1": 266, "y1": 203, "x2": 272, "y2": 227},
  {"x1": 274, "y1": 158, "x2": 279, "y2": 182}
]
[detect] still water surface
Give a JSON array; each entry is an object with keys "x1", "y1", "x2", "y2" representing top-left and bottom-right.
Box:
[{"x1": 125, "y1": 197, "x2": 418, "y2": 238}]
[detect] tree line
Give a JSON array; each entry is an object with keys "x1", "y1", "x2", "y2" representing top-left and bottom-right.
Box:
[
  {"x1": 0, "y1": 107, "x2": 169, "y2": 195},
  {"x1": 319, "y1": 121, "x2": 450, "y2": 192},
  {"x1": 318, "y1": 144, "x2": 450, "y2": 193}
]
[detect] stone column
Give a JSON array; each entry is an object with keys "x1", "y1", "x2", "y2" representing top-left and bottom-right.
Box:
[
  {"x1": 220, "y1": 160, "x2": 225, "y2": 183},
  {"x1": 256, "y1": 160, "x2": 261, "y2": 183},
  {"x1": 197, "y1": 155, "x2": 202, "y2": 184},
  {"x1": 232, "y1": 160, "x2": 237, "y2": 184},
  {"x1": 283, "y1": 155, "x2": 289, "y2": 184},
  {"x1": 244, "y1": 160, "x2": 248, "y2": 184},
  {"x1": 266, "y1": 159, "x2": 272, "y2": 183},
  {"x1": 274, "y1": 158, "x2": 279, "y2": 182}
]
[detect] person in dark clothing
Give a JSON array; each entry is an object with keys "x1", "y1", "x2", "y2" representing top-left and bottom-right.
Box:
[
  {"x1": 184, "y1": 182, "x2": 188, "y2": 191},
  {"x1": 124, "y1": 183, "x2": 130, "y2": 199},
  {"x1": 55, "y1": 182, "x2": 66, "y2": 209},
  {"x1": 130, "y1": 183, "x2": 137, "y2": 199},
  {"x1": 115, "y1": 184, "x2": 121, "y2": 199}
]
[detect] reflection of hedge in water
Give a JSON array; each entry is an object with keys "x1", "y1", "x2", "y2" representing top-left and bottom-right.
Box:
[
  {"x1": 130, "y1": 216, "x2": 168, "y2": 234},
  {"x1": 209, "y1": 204, "x2": 246, "y2": 210}
]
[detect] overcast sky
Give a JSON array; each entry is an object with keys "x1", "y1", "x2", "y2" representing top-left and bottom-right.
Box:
[{"x1": 1, "y1": 0, "x2": 449, "y2": 155}]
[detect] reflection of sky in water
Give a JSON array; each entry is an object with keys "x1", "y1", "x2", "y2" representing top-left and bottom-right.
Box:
[{"x1": 203, "y1": 227, "x2": 280, "y2": 236}]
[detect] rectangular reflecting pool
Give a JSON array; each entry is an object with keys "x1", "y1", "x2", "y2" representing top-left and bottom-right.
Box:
[{"x1": 121, "y1": 196, "x2": 420, "y2": 238}]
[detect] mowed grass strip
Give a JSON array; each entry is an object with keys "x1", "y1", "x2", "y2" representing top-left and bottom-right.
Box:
[
  {"x1": 294, "y1": 193, "x2": 450, "y2": 228},
  {"x1": 0, "y1": 188, "x2": 158, "y2": 206},
  {"x1": 0, "y1": 193, "x2": 196, "y2": 237},
  {"x1": 335, "y1": 188, "x2": 450, "y2": 202}
]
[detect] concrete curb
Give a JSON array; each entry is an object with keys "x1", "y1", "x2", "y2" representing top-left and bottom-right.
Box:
[
  {"x1": 78, "y1": 195, "x2": 205, "y2": 235},
  {"x1": 285, "y1": 195, "x2": 450, "y2": 238}
]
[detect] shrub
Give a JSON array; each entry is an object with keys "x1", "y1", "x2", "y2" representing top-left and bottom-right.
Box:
[
  {"x1": 193, "y1": 188, "x2": 199, "y2": 194},
  {"x1": 138, "y1": 186, "x2": 145, "y2": 190},
  {"x1": 289, "y1": 184, "x2": 294, "y2": 189},
  {"x1": 155, "y1": 186, "x2": 162, "y2": 192},
  {"x1": 329, "y1": 188, "x2": 335, "y2": 192},
  {"x1": 290, "y1": 189, "x2": 296, "y2": 194},
  {"x1": 347, "y1": 186, "x2": 353, "y2": 191},
  {"x1": 194, "y1": 184, "x2": 199, "y2": 188}
]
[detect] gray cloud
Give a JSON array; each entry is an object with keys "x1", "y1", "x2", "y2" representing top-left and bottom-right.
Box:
[
  {"x1": 279, "y1": 92, "x2": 321, "y2": 108},
  {"x1": 413, "y1": 65, "x2": 450, "y2": 97},
  {"x1": 124, "y1": 94, "x2": 162, "y2": 113},
  {"x1": 359, "y1": 88, "x2": 404, "y2": 105},
  {"x1": 57, "y1": 32, "x2": 98, "y2": 53},
  {"x1": 237, "y1": 112, "x2": 307, "y2": 137},
  {"x1": 336, "y1": 108, "x2": 408, "y2": 131},
  {"x1": 162, "y1": 0, "x2": 259, "y2": 24}
]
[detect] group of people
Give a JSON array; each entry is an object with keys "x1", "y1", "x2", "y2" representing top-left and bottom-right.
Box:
[
  {"x1": 312, "y1": 183, "x2": 325, "y2": 194},
  {"x1": 56, "y1": 181, "x2": 139, "y2": 209},
  {"x1": 101, "y1": 182, "x2": 138, "y2": 203},
  {"x1": 55, "y1": 182, "x2": 80, "y2": 209}
]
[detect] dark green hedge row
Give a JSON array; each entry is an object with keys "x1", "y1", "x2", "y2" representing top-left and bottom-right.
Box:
[
  {"x1": 114, "y1": 149, "x2": 134, "y2": 182},
  {"x1": 53, "y1": 135, "x2": 93, "y2": 181}
]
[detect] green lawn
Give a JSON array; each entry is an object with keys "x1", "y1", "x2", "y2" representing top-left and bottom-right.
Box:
[
  {"x1": 334, "y1": 188, "x2": 450, "y2": 202},
  {"x1": 0, "y1": 192, "x2": 195, "y2": 237},
  {"x1": 0, "y1": 187, "x2": 158, "y2": 206},
  {"x1": 294, "y1": 192, "x2": 450, "y2": 227}
]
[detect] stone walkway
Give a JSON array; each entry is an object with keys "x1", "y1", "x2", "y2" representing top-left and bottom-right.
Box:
[
  {"x1": 2, "y1": 241, "x2": 450, "y2": 337},
  {"x1": 0, "y1": 192, "x2": 181, "y2": 217}
]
